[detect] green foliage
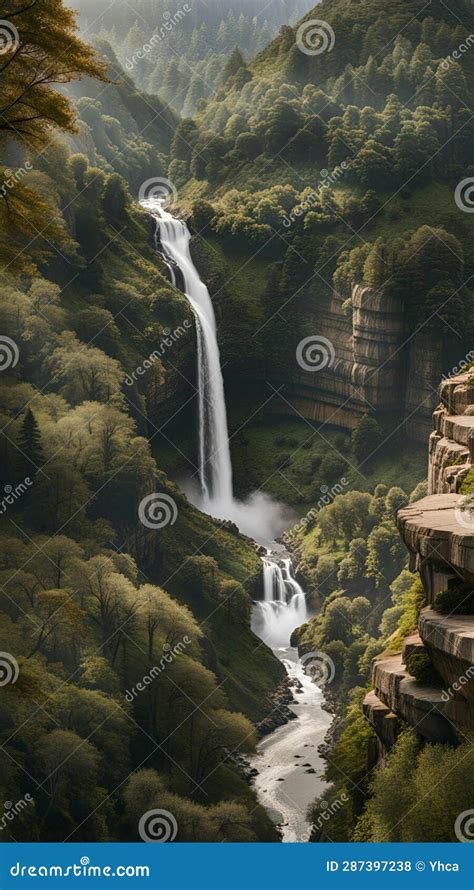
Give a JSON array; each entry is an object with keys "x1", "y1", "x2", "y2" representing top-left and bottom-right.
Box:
[
  {"x1": 352, "y1": 416, "x2": 384, "y2": 465},
  {"x1": 405, "y1": 651, "x2": 442, "y2": 686},
  {"x1": 434, "y1": 586, "x2": 474, "y2": 615},
  {"x1": 356, "y1": 731, "x2": 474, "y2": 842}
]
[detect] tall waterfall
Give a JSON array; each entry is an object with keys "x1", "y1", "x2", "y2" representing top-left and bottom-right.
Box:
[
  {"x1": 144, "y1": 201, "x2": 233, "y2": 507},
  {"x1": 253, "y1": 555, "x2": 308, "y2": 649},
  {"x1": 142, "y1": 199, "x2": 294, "y2": 544}
]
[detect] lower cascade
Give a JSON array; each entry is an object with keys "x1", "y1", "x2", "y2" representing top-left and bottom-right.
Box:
[
  {"x1": 253, "y1": 555, "x2": 308, "y2": 649},
  {"x1": 142, "y1": 199, "x2": 330, "y2": 842}
]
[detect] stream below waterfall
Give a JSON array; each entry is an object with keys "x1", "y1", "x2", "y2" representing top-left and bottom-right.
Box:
[{"x1": 142, "y1": 198, "x2": 332, "y2": 842}]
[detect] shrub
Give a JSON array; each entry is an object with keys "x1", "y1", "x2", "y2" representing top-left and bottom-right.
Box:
[
  {"x1": 405, "y1": 651, "x2": 442, "y2": 686},
  {"x1": 434, "y1": 586, "x2": 474, "y2": 615}
]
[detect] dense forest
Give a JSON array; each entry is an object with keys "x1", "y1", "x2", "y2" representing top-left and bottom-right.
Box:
[{"x1": 0, "y1": 0, "x2": 473, "y2": 846}]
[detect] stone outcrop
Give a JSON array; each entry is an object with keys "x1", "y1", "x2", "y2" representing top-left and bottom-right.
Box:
[
  {"x1": 419, "y1": 608, "x2": 474, "y2": 703},
  {"x1": 262, "y1": 285, "x2": 443, "y2": 442},
  {"x1": 365, "y1": 370, "x2": 474, "y2": 755},
  {"x1": 397, "y1": 494, "x2": 474, "y2": 604},
  {"x1": 206, "y1": 278, "x2": 448, "y2": 442},
  {"x1": 429, "y1": 370, "x2": 474, "y2": 494}
]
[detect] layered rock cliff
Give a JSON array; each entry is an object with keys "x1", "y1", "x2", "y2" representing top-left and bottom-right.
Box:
[
  {"x1": 146, "y1": 235, "x2": 448, "y2": 444},
  {"x1": 364, "y1": 369, "x2": 474, "y2": 755}
]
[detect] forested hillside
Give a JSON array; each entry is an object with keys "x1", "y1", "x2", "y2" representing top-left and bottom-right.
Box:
[
  {"x1": 150, "y1": 0, "x2": 474, "y2": 484},
  {"x1": 0, "y1": 0, "x2": 285, "y2": 842},
  {"x1": 1, "y1": 0, "x2": 473, "y2": 848},
  {"x1": 75, "y1": 0, "x2": 315, "y2": 115}
]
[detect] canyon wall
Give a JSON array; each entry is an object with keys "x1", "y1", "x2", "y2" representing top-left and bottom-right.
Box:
[
  {"x1": 144, "y1": 239, "x2": 456, "y2": 447},
  {"x1": 364, "y1": 370, "x2": 474, "y2": 757},
  {"x1": 267, "y1": 285, "x2": 446, "y2": 443}
]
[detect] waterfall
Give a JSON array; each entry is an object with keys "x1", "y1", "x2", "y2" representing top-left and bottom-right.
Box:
[
  {"x1": 253, "y1": 555, "x2": 308, "y2": 650},
  {"x1": 142, "y1": 198, "x2": 295, "y2": 545},
  {"x1": 143, "y1": 200, "x2": 233, "y2": 507},
  {"x1": 142, "y1": 199, "x2": 307, "y2": 639}
]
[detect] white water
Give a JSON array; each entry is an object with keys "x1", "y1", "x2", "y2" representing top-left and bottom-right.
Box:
[
  {"x1": 143, "y1": 200, "x2": 330, "y2": 841},
  {"x1": 252, "y1": 556, "x2": 308, "y2": 649},
  {"x1": 146, "y1": 201, "x2": 233, "y2": 504}
]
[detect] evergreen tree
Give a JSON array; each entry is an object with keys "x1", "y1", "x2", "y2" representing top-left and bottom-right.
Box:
[
  {"x1": 222, "y1": 48, "x2": 246, "y2": 82},
  {"x1": 16, "y1": 409, "x2": 44, "y2": 477},
  {"x1": 352, "y1": 415, "x2": 384, "y2": 464}
]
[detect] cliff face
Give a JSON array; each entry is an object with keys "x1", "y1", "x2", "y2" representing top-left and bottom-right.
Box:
[
  {"x1": 145, "y1": 258, "x2": 445, "y2": 444},
  {"x1": 260, "y1": 285, "x2": 441, "y2": 441},
  {"x1": 365, "y1": 370, "x2": 474, "y2": 754},
  {"x1": 429, "y1": 370, "x2": 474, "y2": 494}
]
